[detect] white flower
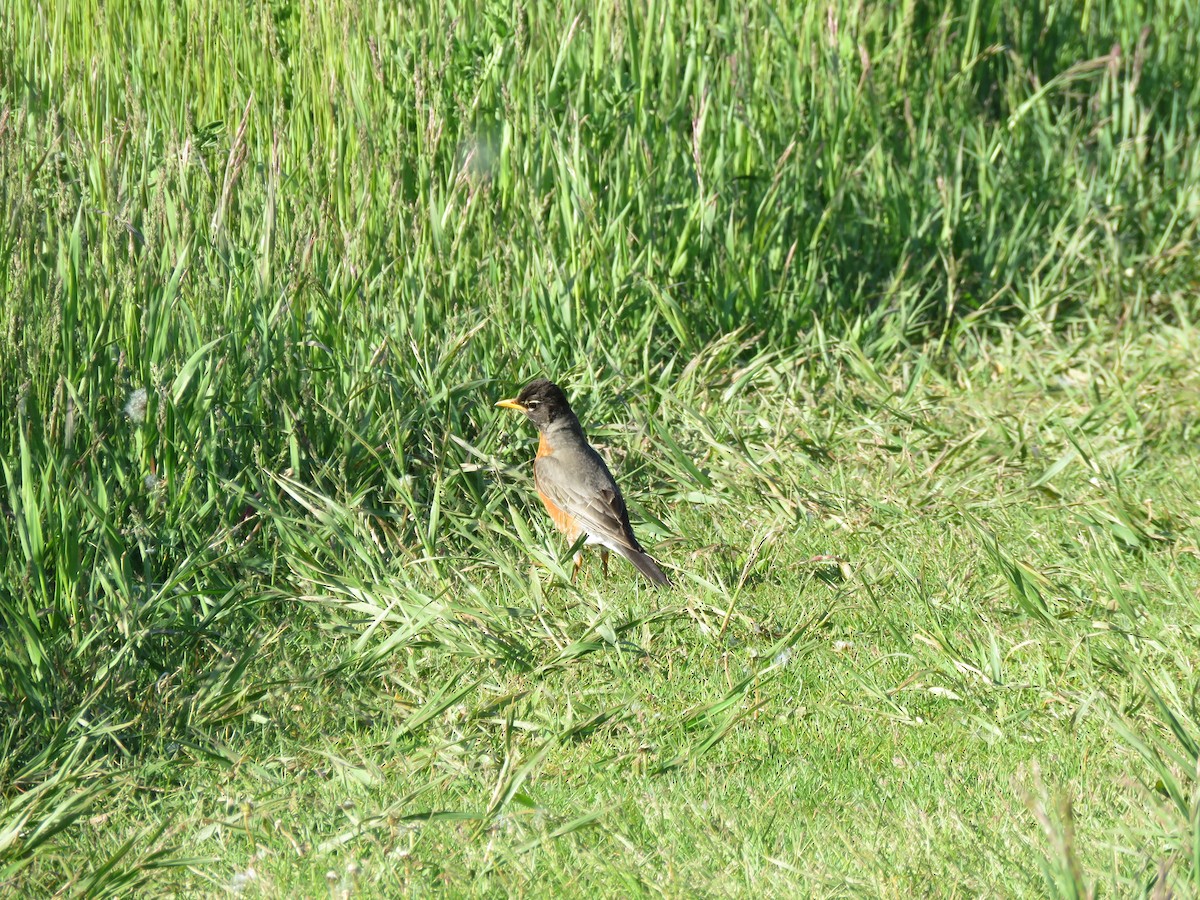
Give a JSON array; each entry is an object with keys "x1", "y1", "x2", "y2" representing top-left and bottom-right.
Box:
[
  {"x1": 124, "y1": 388, "x2": 148, "y2": 423},
  {"x1": 228, "y1": 868, "x2": 256, "y2": 894}
]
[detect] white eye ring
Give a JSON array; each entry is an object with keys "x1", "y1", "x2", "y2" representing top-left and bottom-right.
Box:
[{"x1": 525, "y1": 399, "x2": 540, "y2": 407}]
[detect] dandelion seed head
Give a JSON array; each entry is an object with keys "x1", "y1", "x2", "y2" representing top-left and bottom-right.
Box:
[
  {"x1": 124, "y1": 388, "x2": 148, "y2": 423},
  {"x1": 228, "y1": 869, "x2": 257, "y2": 894}
]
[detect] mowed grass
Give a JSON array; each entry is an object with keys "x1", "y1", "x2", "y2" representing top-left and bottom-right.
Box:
[
  {"x1": 3, "y1": 0, "x2": 1200, "y2": 896},
  {"x1": 9, "y1": 327, "x2": 1200, "y2": 897}
]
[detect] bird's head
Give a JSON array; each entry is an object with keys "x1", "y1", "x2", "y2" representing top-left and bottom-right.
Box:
[{"x1": 495, "y1": 378, "x2": 574, "y2": 430}]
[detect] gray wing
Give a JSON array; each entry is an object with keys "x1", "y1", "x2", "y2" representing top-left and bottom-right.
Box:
[{"x1": 533, "y1": 451, "x2": 643, "y2": 553}]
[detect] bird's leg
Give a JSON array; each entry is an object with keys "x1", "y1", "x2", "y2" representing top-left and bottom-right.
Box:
[
  {"x1": 572, "y1": 551, "x2": 583, "y2": 583},
  {"x1": 601, "y1": 548, "x2": 610, "y2": 579}
]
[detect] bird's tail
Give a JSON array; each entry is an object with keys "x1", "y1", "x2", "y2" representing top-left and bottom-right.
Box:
[{"x1": 619, "y1": 546, "x2": 673, "y2": 586}]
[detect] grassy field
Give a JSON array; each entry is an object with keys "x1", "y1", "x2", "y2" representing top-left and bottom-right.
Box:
[{"x1": 3, "y1": 0, "x2": 1200, "y2": 895}]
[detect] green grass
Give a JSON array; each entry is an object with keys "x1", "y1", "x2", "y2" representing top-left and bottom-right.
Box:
[{"x1": 2, "y1": 0, "x2": 1200, "y2": 895}]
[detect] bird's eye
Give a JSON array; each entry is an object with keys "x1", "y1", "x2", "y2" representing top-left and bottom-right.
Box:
[{"x1": 525, "y1": 399, "x2": 540, "y2": 407}]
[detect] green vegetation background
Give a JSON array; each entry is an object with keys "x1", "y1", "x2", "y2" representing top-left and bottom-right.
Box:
[{"x1": 2, "y1": 0, "x2": 1199, "y2": 895}]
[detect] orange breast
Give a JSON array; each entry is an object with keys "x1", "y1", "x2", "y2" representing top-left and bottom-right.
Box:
[
  {"x1": 535, "y1": 432, "x2": 581, "y2": 540},
  {"x1": 537, "y1": 487, "x2": 581, "y2": 540}
]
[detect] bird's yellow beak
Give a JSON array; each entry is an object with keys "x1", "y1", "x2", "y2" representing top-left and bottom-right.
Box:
[{"x1": 494, "y1": 398, "x2": 526, "y2": 412}]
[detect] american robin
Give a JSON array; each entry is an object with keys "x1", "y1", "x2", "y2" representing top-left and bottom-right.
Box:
[{"x1": 495, "y1": 378, "x2": 672, "y2": 586}]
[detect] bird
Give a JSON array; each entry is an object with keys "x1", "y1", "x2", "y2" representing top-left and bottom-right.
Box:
[{"x1": 495, "y1": 378, "x2": 672, "y2": 586}]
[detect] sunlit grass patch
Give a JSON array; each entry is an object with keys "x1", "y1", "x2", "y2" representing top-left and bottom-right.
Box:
[{"x1": 3, "y1": 0, "x2": 1200, "y2": 894}]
